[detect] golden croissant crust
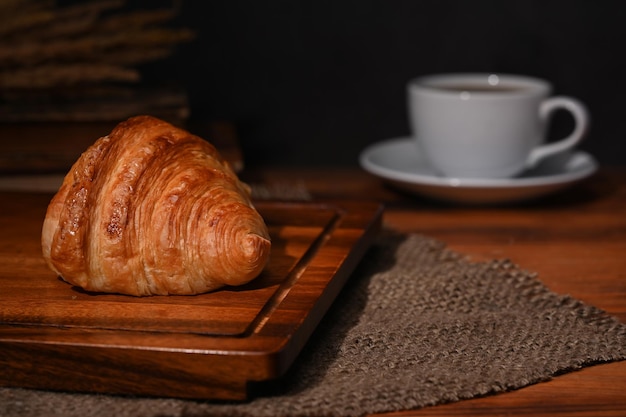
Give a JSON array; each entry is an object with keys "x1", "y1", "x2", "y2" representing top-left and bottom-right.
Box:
[{"x1": 41, "y1": 115, "x2": 271, "y2": 296}]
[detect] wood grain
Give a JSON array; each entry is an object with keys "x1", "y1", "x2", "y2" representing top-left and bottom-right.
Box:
[
  {"x1": 0, "y1": 193, "x2": 383, "y2": 400},
  {"x1": 1, "y1": 166, "x2": 625, "y2": 415},
  {"x1": 245, "y1": 166, "x2": 626, "y2": 417}
]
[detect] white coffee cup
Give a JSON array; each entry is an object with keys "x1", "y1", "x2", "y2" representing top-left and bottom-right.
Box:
[{"x1": 407, "y1": 73, "x2": 590, "y2": 179}]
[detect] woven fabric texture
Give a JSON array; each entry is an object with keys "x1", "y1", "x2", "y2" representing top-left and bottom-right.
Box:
[{"x1": 2, "y1": 232, "x2": 625, "y2": 417}]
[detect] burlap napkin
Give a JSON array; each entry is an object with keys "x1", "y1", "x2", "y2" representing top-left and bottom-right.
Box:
[{"x1": 2, "y1": 232, "x2": 625, "y2": 417}]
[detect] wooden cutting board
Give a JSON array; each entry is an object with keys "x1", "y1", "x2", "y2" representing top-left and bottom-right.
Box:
[{"x1": 0, "y1": 192, "x2": 382, "y2": 400}]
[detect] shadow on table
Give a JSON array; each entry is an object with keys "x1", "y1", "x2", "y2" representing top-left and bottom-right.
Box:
[{"x1": 247, "y1": 231, "x2": 407, "y2": 399}]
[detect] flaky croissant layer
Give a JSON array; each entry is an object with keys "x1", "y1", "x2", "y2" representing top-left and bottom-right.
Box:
[{"x1": 41, "y1": 115, "x2": 271, "y2": 296}]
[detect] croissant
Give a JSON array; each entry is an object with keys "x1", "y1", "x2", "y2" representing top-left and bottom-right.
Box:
[{"x1": 41, "y1": 115, "x2": 271, "y2": 296}]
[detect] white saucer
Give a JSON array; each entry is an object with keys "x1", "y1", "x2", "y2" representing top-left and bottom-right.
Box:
[{"x1": 359, "y1": 137, "x2": 598, "y2": 204}]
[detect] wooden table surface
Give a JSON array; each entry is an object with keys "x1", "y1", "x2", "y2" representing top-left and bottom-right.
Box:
[
  {"x1": 1, "y1": 164, "x2": 624, "y2": 416},
  {"x1": 243, "y1": 166, "x2": 626, "y2": 417}
]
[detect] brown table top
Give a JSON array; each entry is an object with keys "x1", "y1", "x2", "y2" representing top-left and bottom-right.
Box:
[
  {"x1": 244, "y1": 166, "x2": 626, "y2": 417},
  {"x1": 1, "y1": 165, "x2": 624, "y2": 416}
]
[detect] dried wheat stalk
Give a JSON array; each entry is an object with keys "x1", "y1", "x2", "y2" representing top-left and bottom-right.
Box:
[
  {"x1": 0, "y1": 28, "x2": 194, "y2": 68},
  {"x1": 0, "y1": 1, "x2": 122, "y2": 39},
  {"x1": 0, "y1": 0, "x2": 193, "y2": 89},
  {"x1": 0, "y1": 64, "x2": 140, "y2": 89}
]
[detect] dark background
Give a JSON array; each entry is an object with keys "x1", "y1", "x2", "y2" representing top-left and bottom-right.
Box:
[{"x1": 145, "y1": 0, "x2": 625, "y2": 167}]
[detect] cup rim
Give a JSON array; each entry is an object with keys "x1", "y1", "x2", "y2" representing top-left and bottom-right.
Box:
[{"x1": 408, "y1": 73, "x2": 551, "y2": 97}]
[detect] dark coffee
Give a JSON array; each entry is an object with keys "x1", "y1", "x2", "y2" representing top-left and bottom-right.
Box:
[{"x1": 434, "y1": 84, "x2": 525, "y2": 93}]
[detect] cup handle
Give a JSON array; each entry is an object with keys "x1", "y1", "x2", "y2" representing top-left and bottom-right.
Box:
[{"x1": 526, "y1": 96, "x2": 590, "y2": 168}]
